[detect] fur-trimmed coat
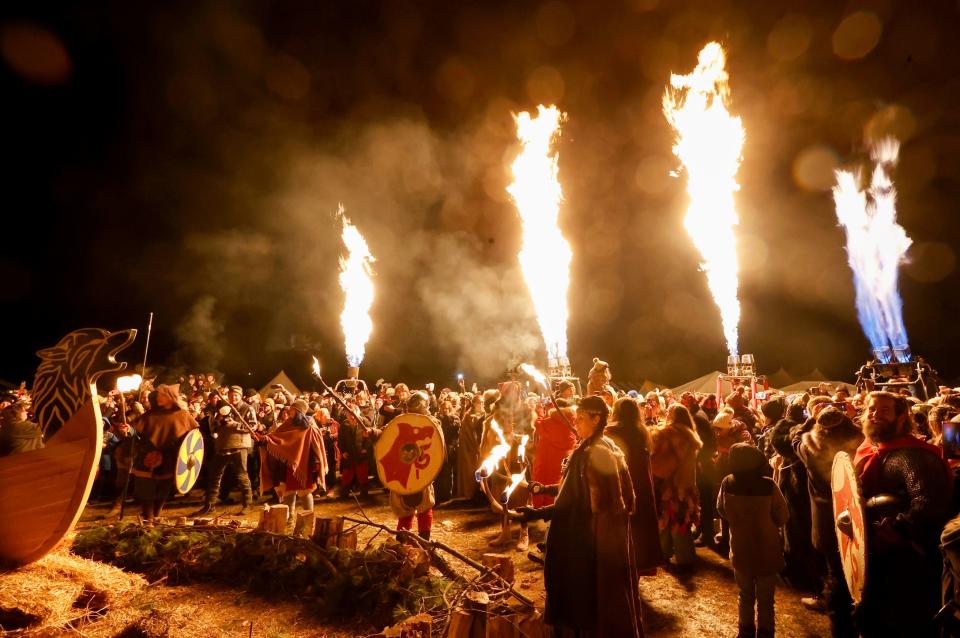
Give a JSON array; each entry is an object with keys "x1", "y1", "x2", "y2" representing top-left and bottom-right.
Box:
[
  {"x1": 794, "y1": 418, "x2": 863, "y2": 551},
  {"x1": 543, "y1": 435, "x2": 643, "y2": 637}
]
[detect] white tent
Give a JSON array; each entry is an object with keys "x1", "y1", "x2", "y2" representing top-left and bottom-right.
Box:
[
  {"x1": 258, "y1": 370, "x2": 302, "y2": 397},
  {"x1": 777, "y1": 379, "x2": 853, "y2": 394},
  {"x1": 766, "y1": 367, "x2": 794, "y2": 389},
  {"x1": 671, "y1": 371, "x2": 725, "y2": 395}
]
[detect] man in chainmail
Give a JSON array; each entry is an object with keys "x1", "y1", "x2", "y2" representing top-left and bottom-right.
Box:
[{"x1": 853, "y1": 391, "x2": 952, "y2": 637}]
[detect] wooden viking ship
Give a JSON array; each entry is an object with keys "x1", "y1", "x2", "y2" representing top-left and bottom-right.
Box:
[{"x1": 0, "y1": 328, "x2": 136, "y2": 566}]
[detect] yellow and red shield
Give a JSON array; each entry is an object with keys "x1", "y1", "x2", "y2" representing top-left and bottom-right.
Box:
[
  {"x1": 832, "y1": 451, "x2": 867, "y2": 603},
  {"x1": 374, "y1": 413, "x2": 445, "y2": 495}
]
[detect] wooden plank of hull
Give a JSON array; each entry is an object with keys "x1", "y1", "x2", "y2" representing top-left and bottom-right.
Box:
[{"x1": 0, "y1": 389, "x2": 101, "y2": 567}]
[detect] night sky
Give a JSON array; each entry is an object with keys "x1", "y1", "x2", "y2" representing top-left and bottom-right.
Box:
[{"x1": 3, "y1": 0, "x2": 960, "y2": 390}]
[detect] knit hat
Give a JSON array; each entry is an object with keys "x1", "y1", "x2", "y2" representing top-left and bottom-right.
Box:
[
  {"x1": 729, "y1": 442, "x2": 767, "y2": 474},
  {"x1": 229, "y1": 385, "x2": 243, "y2": 394},
  {"x1": 291, "y1": 399, "x2": 309, "y2": 414},
  {"x1": 713, "y1": 407, "x2": 735, "y2": 431},
  {"x1": 556, "y1": 380, "x2": 575, "y2": 394},
  {"x1": 761, "y1": 396, "x2": 785, "y2": 422},
  {"x1": 244, "y1": 387, "x2": 259, "y2": 398}
]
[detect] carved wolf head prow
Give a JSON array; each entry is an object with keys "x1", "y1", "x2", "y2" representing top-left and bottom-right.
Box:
[{"x1": 33, "y1": 328, "x2": 137, "y2": 438}]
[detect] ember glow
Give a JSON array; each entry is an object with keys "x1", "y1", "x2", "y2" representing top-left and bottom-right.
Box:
[
  {"x1": 337, "y1": 207, "x2": 376, "y2": 368},
  {"x1": 506, "y1": 105, "x2": 572, "y2": 368},
  {"x1": 833, "y1": 137, "x2": 913, "y2": 363},
  {"x1": 663, "y1": 42, "x2": 745, "y2": 356},
  {"x1": 476, "y1": 418, "x2": 511, "y2": 480},
  {"x1": 115, "y1": 374, "x2": 142, "y2": 393}
]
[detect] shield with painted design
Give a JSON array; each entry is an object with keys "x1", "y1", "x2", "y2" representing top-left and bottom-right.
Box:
[
  {"x1": 832, "y1": 451, "x2": 867, "y2": 603},
  {"x1": 175, "y1": 429, "x2": 204, "y2": 494},
  {"x1": 374, "y1": 413, "x2": 445, "y2": 495}
]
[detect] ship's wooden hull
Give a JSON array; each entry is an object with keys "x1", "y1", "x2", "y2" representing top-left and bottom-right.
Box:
[{"x1": 0, "y1": 386, "x2": 101, "y2": 567}]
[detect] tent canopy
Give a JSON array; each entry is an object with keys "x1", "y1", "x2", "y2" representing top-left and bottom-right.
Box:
[
  {"x1": 766, "y1": 367, "x2": 794, "y2": 389},
  {"x1": 671, "y1": 371, "x2": 725, "y2": 395},
  {"x1": 777, "y1": 379, "x2": 853, "y2": 394},
  {"x1": 259, "y1": 370, "x2": 302, "y2": 397}
]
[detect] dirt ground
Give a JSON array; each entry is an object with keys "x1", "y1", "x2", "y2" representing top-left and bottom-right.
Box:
[{"x1": 14, "y1": 485, "x2": 832, "y2": 638}]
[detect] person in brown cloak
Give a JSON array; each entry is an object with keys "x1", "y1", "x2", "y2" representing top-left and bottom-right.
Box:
[
  {"x1": 129, "y1": 384, "x2": 198, "y2": 524},
  {"x1": 258, "y1": 399, "x2": 327, "y2": 522},
  {"x1": 518, "y1": 395, "x2": 644, "y2": 638}
]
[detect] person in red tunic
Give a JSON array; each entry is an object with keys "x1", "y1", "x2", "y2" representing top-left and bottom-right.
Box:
[
  {"x1": 258, "y1": 399, "x2": 327, "y2": 522},
  {"x1": 530, "y1": 398, "x2": 576, "y2": 508}
]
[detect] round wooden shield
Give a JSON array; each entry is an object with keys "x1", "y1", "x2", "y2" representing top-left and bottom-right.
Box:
[
  {"x1": 175, "y1": 429, "x2": 204, "y2": 495},
  {"x1": 374, "y1": 413, "x2": 445, "y2": 495},
  {"x1": 832, "y1": 451, "x2": 867, "y2": 603}
]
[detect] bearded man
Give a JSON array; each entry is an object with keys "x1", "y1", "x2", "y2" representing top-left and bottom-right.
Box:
[{"x1": 854, "y1": 391, "x2": 952, "y2": 637}]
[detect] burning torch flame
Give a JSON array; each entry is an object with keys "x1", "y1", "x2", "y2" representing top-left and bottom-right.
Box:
[
  {"x1": 311, "y1": 356, "x2": 321, "y2": 378},
  {"x1": 338, "y1": 206, "x2": 375, "y2": 369},
  {"x1": 504, "y1": 434, "x2": 531, "y2": 501},
  {"x1": 506, "y1": 105, "x2": 572, "y2": 368},
  {"x1": 833, "y1": 137, "x2": 912, "y2": 363},
  {"x1": 476, "y1": 418, "x2": 511, "y2": 480},
  {"x1": 663, "y1": 42, "x2": 745, "y2": 356},
  {"x1": 519, "y1": 363, "x2": 549, "y2": 391},
  {"x1": 116, "y1": 374, "x2": 142, "y2": 393}
]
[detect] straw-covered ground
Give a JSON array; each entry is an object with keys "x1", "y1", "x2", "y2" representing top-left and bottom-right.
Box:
[{"x1": 0, "y1": 490, "x2": 830, "y2": 637}]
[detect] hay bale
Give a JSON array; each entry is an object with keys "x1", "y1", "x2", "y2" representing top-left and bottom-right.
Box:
[{"x1": 0, "y1": 547, "x2": 146, "y2": 633}]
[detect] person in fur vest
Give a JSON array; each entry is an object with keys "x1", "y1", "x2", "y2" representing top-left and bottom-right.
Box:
[
  {"x1": 717, "y1": 443, "x2": 789, "y2": 638},
  {"x1": 792, "y1": 406, "x2": 863, "y2": 638},
  {"x1": 651, "y1": 403, "x2": 703, "y2": 569}
]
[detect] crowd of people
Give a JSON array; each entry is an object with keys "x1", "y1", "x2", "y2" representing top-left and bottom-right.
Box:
[{"x1": 3, "y1": 367, "x2": 960, "y2": 638}]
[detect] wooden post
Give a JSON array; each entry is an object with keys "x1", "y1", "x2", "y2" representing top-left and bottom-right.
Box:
[
  {"x1": 480, "y1": 553, "x2": 515, "y2": 585},
  {"x1": 465, "y1": 591, "x2": 489, "y2": 638},
  {"x1": 312, "y1": 516, "x2": 346, "y2": 547},
  {"x1": 337, "y1": 528, "x2": 358, "y2": 550},
  {"x1": 485, "y1": 614, "x2": 519, "y2": 638},
  {"x1": 446, "y1": 610, "x2": 473, "y2": 638},
  {"x1": 382, "y1": 613, "x2": 432, "y2": 637},
  {"x1": 259, "y1": 504, "x2": 289, "y2": 534},
  {"x1": 293, "y1": 511, "x2": 316, "y2": 538}
]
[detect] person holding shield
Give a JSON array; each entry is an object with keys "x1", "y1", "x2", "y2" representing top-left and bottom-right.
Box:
[
  {"x1": 129, "y1": 384, "x2": 198, "y2": 524},
  {"x1": 389, "y1": 391, "x2": 439, "y2": 540}
]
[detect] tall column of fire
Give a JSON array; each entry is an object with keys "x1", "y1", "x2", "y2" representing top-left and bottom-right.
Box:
[
  {"x1": 832, "y1": 137, "x2": 913, "y2": 363},
  {"x1": 338, "y1": 206, "x2": 376, "y2": 379},
  {"x1": 663, "y1": 42, "x2": 745, "y2": 359},
  {"x1": 506, "y1": 105, "x2": 573, "y2": 378}
]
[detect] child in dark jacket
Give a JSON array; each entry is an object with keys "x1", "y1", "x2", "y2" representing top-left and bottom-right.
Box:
[{"x1": 718, "y1": 443, "x2": 789, "y2": 638}]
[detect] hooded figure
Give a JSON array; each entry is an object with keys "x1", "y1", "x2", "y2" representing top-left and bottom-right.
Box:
[
  {"x1": 717, "y1": 443, "x2": 788, "y2": 638},
  {"x1": 259, "y1": 402, "x2": 327, "y2": 522},
  {"x1": 793, "y1": 406, "x2": 863, "y2": 637},
  {"x1": 131, "y1": 384, "x2": 199, "y2": 523}
]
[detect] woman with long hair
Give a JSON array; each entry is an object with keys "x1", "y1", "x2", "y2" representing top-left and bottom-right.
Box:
[
  {"x1": 651, "y1": 403, "x2": 703, "y2": 570},
  {"x1": 607, "y1": 397, "x2": 664, "y2": 574}
]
